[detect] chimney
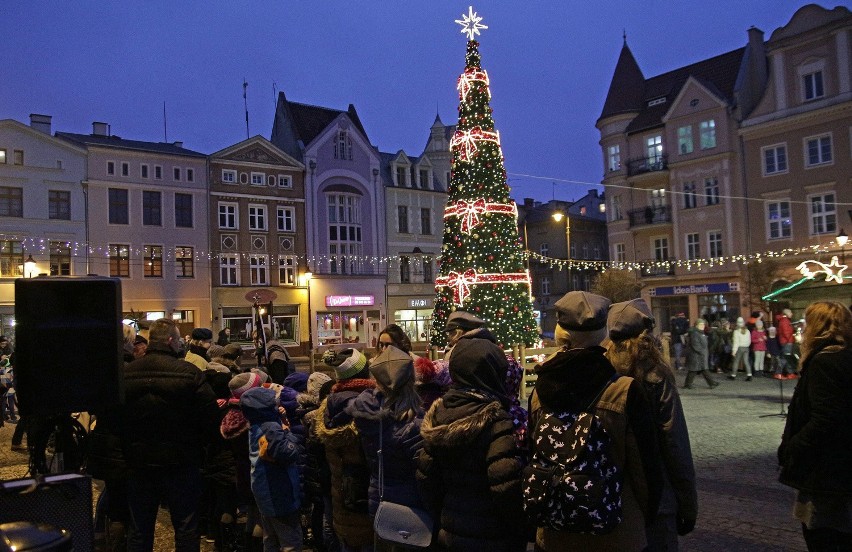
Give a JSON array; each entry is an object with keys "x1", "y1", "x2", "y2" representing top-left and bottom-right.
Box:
[
  {"x1": 523, "y1": 197, "x2": 535, "y2": 209},
  {"x1": 589, "y1": 189, "x2": 598, "y2": 198},
  {"x1": 173, "y1": 141, "x2": 183, "y2": 148},
  {"x1": 29, "y1": 114, "x2": 52, "y2": 134},
  {"x1": 92, "y1": 122, "x2": 110, "y2": 136}
]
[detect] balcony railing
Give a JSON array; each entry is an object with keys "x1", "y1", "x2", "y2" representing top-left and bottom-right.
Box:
[
  {"x1": 627, "y1": 205, "x2": 672, "y2": 228},
  {"x1": 627, "y1": 154, "x2": 668, "y2": 176},
  {"x1": 640, "y1": 260, "x2": 676, "y2": 277}
]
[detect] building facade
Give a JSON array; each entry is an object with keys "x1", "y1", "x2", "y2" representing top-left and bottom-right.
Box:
[
  {"x1": 271, "y1": 93, "x2": 387, "y2": 352},
  {"x1": 58, "y1": 123, "x2": 211, "y2": 336},
  {"x1": 0, "y1": 115, "x2": 88, "y2": 337},
  {"x1": 208, "y1": 136, "x2": 309, "y2": 352},
  {"x1": 740, "y1": 5, "x2": 852, "y2": 311}
]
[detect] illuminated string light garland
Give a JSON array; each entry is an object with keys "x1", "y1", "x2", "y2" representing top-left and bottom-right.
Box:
[{"x1": 443, "y1": 199, "x2": 517, "y2": 233}]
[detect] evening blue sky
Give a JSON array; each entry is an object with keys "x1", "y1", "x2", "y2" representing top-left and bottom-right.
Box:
[{"x1": 2, "y1": 1, "x2": 812, "y2": 203}]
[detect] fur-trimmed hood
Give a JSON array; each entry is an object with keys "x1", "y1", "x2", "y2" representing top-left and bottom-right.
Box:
[
  {"x1": 421, "y1": 397, "x2": 506, "y2": 449},
  {"x1": 313, "y1": 399, "x2": 360, "y2": 449}
]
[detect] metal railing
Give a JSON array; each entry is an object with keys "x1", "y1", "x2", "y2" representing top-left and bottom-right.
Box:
[
  {"x1": 627, "y1": 205, "x2": 672, "y2": 227},
  {"x1": 627, "y1": 154, "x2": 668, "y2": 176}
]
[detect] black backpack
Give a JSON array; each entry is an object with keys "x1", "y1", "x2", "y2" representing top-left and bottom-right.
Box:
[{"x1": 523, "y1": 375, "x2": 624, "y2": 534}]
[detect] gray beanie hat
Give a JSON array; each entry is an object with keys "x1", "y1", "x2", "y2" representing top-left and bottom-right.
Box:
[
  {"x1": 369, "y1": 345, "x2": 414, "y2": 393},
  {"x1": 608, "y1": 299, "x2": 655, "y2": 342}
]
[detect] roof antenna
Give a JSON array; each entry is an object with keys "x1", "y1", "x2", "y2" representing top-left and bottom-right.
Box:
[
  {"x1": 273, "y1": 81, "x2": 278, "y2": 110},
  {"x1": 243, "y1": 79, "x2": 250, "y2": 139},
  {"x1": 163, "y1": 101, "x2": 168, "y2": 142},
  {"x1": 623, "y1": 29, "x2": 627, "y2": 46}
]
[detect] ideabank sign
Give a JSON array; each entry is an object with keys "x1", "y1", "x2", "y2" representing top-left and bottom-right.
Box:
[{"x1": 649, "y1": 282, "x2": 739, "y2": 297}]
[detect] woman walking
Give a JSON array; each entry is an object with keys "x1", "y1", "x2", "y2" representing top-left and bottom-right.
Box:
[
  {"x1": 684, "y1": 319, "x2": 719, "y2": 390},
  {"x1": 778, "y1": 302, "x2": 852, "y2": 550}
]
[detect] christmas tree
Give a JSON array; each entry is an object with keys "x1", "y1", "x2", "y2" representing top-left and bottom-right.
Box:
[{"x1": 431, "y1": 7, "x2": 539, "y2": 348}]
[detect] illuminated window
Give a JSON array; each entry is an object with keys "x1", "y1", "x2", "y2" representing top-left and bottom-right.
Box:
[
  {"x1": 143, "y1": 245, "x2": 163, "y2": 278},
  {"x1": 699, "y1": 120, "x2": 716, "y2": 149},
  {"x1": 176, "y1": 246, "x2": 194, "y2": 278},
  {"x1": 109, "y1": 244, "x2": 130, "y2": 277},
  {"x1": 678, "y1": 126, "x2": 693, "y2": 154}
]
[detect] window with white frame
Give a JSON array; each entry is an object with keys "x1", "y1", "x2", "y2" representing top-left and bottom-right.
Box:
[
  {"x1": 109, "y1": 244, "x2": 130, "y2": 277},
  {"x1": 677, "y1": 125, "x2": 693, "y2": 154},
  {"x1": 142, "y1": 190, "x2": 162, "y2": 226},
  {"x1": 541, "y1": 276, "x2": 551, "y2": 296},
  {"x1": 278, "y1": 255, "x2": 296, "y2": 285},
  {"x1": 700, "y1": 120, "x2": 716, "y2": 149},
  {"x1": 218, "y1": 202, "x2": 238, "y2": 229},
  {"x1": 222, "y1": 169, "x2": 237, "y2": 183},
  {"x1": 614, "y1": 243, "x2": 625, "y2": 263},
  {"x1": 683, "y1": 182, "x2": 697, "y2": 209},
  {"x1": 143, "y1": 245, "x2": 163, "y2": 278},
  {"x1": 766, "y1": 200, "x2": 792, "y2": 240},
  {"x1": 708, "y1": 231, "x2": 723, "y2": 258},
  {"x1": 249, "y1": 255, "x2": 268, "y2": 285},
  {"x1": 396, "y1": 166, "x2": 408, "y2": 187},
  {"x1": 803, "y1": 70, "x2": 824, "y2": 101},
  {"x1": 250, "y1": 172, "x2": 265, "y2": 186},
  {"x1": 248, "y1": 205, "x2": 267, "y2": 231},
  {"x1": 334, "y1": 131, "x2": 352, "y2": 160},
  {"x1": 540, "y1": 243, "x2": 549, "y2": 257},
  {"x1": 327, "y1": 193, "x2": 362, "y2": 274},
  {"x1": 278, "y1": 175, "x2": 292, "y2": 188},
  {"x1": 810, "y1": 192, "x2": 836, "y2": 235},
  {"x1": 397, "y1": 205, "x2": 409, "y2": 233},
  {"x1": 607, "y1": 144, "x2": 621, "y2": 171},
  {"x1": 647, "y1": 135, "x2": 663, "y2": 164},
  {"x1": 610, "y1": 195, "x2": 623, "y2": 221},
  {"x1": 653, "y1": 237, "x2": 669, "y2": 261},
  {"x1": 220, "y1": 254, "x2": 239, "y2": 285},
  {"x1": 805, "y1": 134, "x2": 832, "y2": 167},
  {"x1": 0, "y1": 187, "x2": 22, "y2": 218},
  {"x1": 686, "y1": 233, "x2": 700, "y2": 260},
  {"x1": 763, "y1": 144, "x2": 788, "y2": 175},
  {"x1": 277, "y1": 206, "x2": 294, "y2": 232},
  {"x1": 399, "y1": 256, "x2": 411, "y2": 283},
  {"x1": 704, "y1": 177, "x2": 720, "y2": 205}
]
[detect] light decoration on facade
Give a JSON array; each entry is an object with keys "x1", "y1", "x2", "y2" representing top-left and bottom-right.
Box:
[
  {"x1": 435, "y1": 269, "x2": 531, "y2": 305},
  {"x1": 796, "y1": 256, "x2": 847, "y2": 284},
  {"x1": 443, "y1": 199, "x2": 516, "y2": 234},
  {"x1": 449, "y1": 127, "x2": 501, "y2": 163},
  {"x1": 455, "y1": 6, "x2": 488, "y2": 41}
]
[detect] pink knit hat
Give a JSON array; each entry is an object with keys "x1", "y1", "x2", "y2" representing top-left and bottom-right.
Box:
[{"x1": 228, "y1": 372, "x2": 262, "y2": 404}]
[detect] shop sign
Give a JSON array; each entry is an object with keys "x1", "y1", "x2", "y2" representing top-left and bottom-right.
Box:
[
  {"x1": 325, "y1": 295, "x2": 375, "y2": 307},
  {"x1": 649, "y1": 282, "x2": 739, "y2": 297},
  {"x1": 408, "y1": 298, "x2": 432, "y2": 308}
]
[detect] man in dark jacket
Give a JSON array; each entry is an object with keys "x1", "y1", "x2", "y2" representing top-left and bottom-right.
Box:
[
  {"x1": 669, "y1": 312, "x2": 689, "y2": 371},
  {"x1": 122, "y1": 318, "x2": 219, "y2": 552}
]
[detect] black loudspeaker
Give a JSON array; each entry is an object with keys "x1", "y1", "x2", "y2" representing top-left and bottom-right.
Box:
[{"x1": 14, "y1": 277, "x2": 124, "y2": 417}]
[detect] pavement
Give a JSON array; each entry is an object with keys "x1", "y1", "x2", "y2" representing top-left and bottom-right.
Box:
[{"x1": 0, "y1": 369, "x2": 806, "y2": 551}]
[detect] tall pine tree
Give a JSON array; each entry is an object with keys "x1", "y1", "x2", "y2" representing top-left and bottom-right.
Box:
[{"x1": 431, "y1": 8, "x2": 538, "y2": 348}]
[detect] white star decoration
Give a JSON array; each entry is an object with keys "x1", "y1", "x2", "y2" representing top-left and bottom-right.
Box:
[
  {"x1": 455, "y1": 6, "x2": 488, "y2": 41},
  {"x1": 796, "y1": 255, "x2": 848, "y2": 284}
]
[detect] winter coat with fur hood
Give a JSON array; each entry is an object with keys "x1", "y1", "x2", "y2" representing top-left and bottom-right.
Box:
[
  {"x1": 418, "y1": 390, "x2": 528, "y2": 552},
  {"x1": 313, "y1": 377, "x2": 376, "y2": 548}
]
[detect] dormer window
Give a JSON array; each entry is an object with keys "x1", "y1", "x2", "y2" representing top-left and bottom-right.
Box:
[
  {"x1": 419, "y1": 169, "x2": 430, "y2": 189},
  {"x1": 799, "y1": 60, "x2": 826, "y2": 103},
  {"x1": 647, "y1": 96, "x2": 666, "y2": 107},
  {"x1": 396, "y1": 166, "x2": 408, "y2": 187}
]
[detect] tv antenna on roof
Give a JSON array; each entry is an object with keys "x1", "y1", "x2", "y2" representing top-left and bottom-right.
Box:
[{"x1": 243, "y1": 79, "x2": 250, "y2": 139}]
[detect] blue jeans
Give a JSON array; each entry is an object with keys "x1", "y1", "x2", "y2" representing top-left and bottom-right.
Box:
[
  {"x1": 672, "y1": 340, "x2": 684, "y2": 370},
  {"x1": 127, "y1": 465, "x2": 202, "y2": 552},
  {"x1": 778, "y1": 343, "x2": 794, "y2": 374},
  {"x1": 1, "y1": 392, "x2": 15, "y2": 421}
]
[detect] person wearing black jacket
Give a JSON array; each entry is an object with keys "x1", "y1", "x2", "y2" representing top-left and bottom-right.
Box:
[
  {"x1": 529, "y1": 291, "x2": 663, "y2": 552},
  {"x1": 778, "y1": 302, "x2": 852, "y2": 550},
  {"x1": 121, "y1": 318, "x2": 219, "y2": 552}
]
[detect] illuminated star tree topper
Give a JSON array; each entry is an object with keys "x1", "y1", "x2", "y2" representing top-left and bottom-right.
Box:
[{"x1": 455, "y1": 6, "x2": 488, "y2": 41}]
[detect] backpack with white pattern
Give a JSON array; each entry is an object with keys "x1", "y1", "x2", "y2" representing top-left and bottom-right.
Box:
[{"x1": 523, "y1": 375, "x2": 623, "y2": 534}]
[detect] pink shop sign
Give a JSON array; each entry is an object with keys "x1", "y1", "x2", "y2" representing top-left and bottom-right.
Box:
[{"x1": 325, "y1": 295, "x2": 375, "y2": 307}]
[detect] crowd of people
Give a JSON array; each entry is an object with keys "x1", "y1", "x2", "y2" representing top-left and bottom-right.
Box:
[
  {"x1": 2, "y1": 295, "x2": 850, "y2": 552},
  {"x1": 669, "y1": 308, "x2": 801, "y2": 389}
]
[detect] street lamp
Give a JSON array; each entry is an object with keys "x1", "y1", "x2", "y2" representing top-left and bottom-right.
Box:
[
  {"x1": 552, "y1": 211, "x2": 571, "y2": 290},
  {"x1": 23, "y1": 254, "x2": 36, "y2": 278},
  {"x1": 302, "y1": 271, "x2": 313, "y2": 368},
  {"x1": 837, "y1": 229, "x2": 848, "y2": 263}
]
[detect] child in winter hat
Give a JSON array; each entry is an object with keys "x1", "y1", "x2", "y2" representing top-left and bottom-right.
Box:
[
  {"x1": 322, "y1": 348, "x2": 368, "y2": 380},
  {"x1": 229, "y1": 372, "x2": 263, "y2": 405},
  {"x1": 298, "y1": 372, "x2": 333, "y2": 408}
]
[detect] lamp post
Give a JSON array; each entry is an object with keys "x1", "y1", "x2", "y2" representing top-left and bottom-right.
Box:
[
  {"x1": 552, "y1": 210, "x2": 571, "y2": 291},
  {"x1": 303, "y1": 271, "x2": 313, "y2": 369},
  {"x1": 837, "y1": 229, "x2": 848, "y2": 263}
]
